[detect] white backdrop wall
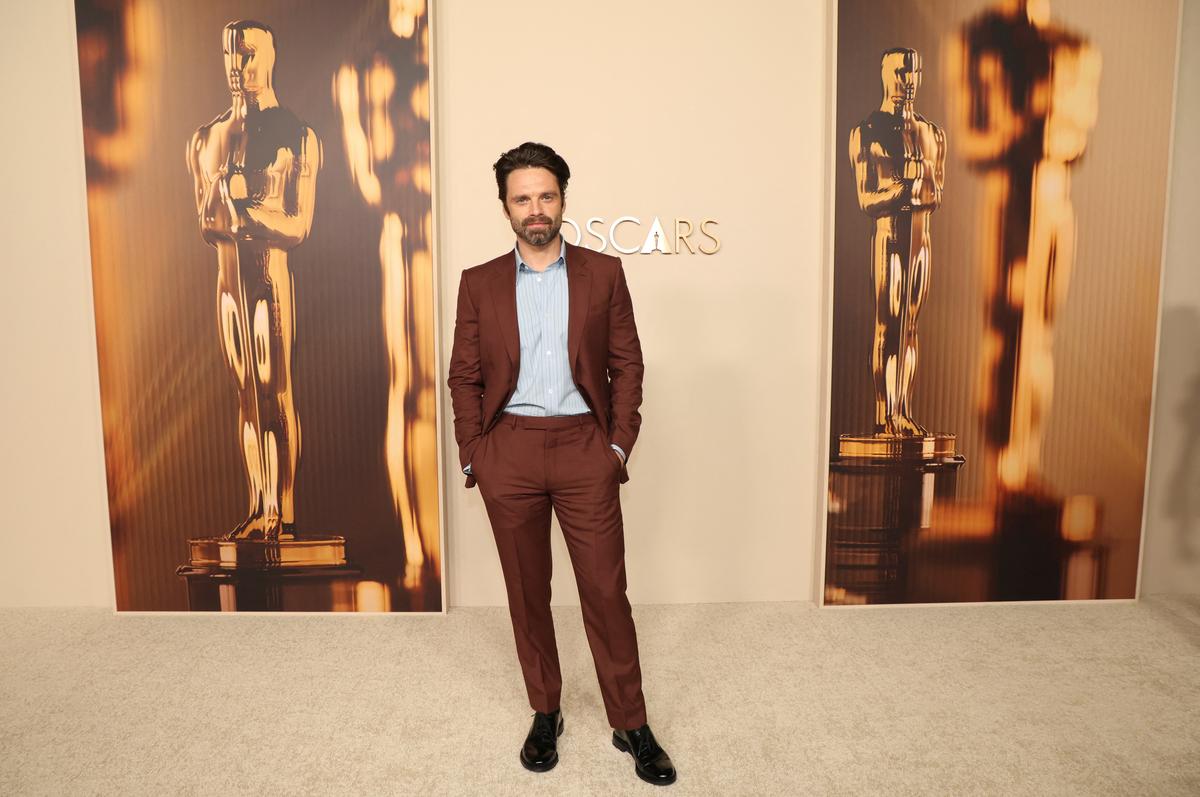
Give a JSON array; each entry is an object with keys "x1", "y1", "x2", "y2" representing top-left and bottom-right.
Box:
[{"x1": 0, "y1": 0, "x2": 1192, "y2": 608}]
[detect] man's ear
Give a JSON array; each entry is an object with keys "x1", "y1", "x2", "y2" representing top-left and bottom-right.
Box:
[{"x1": 501, "y1": 200, "x2": 510, "y2": 219}]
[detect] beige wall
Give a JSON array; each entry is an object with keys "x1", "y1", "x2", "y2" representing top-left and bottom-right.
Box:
[
  {"x1": 434, "y1": 0, "x2": 828, "y2": 606},
  {"x1": 1142, "y1": 0, "x2": 1200, "y2": 595},
  {"x1": 1, "y1": 0, "x2": 1191, "y2": 608},
  {"x1": 0, "y1": 0, "x2": 114, "y2": 607}
]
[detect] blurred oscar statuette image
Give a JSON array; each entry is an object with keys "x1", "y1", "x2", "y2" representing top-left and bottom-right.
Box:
[
  {"x1": 74, "y1": 0, "x2": 442, "y2": 611},
  {"x1": 825, "y1": 0, "x2": 1177, "y2": 604}
]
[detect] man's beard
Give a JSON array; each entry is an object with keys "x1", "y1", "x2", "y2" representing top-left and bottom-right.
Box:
[{"x1": 513, "y1": 214, "x2": 561, "y2": 247}]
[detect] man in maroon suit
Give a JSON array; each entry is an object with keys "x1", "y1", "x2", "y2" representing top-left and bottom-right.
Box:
[{"x1": 448, "y1": 142, "x2": 675, "y2": 786}]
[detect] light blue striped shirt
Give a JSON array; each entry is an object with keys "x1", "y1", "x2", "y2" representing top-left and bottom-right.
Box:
[{"x1": 505, "y1": 240, "x2": 591, "y2": 417}]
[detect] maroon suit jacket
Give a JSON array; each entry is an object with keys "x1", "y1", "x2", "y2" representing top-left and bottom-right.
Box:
[{"x1": 447, "y1": 242, "x2": 644, "y2": 488}]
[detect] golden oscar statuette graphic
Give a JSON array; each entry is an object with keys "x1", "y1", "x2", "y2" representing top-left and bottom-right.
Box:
[
  {"x1": 826, "y1": 49, "x2": 965, "y2": 604},
  {"x1": 931, "y1": 0, "x2": 1106, "y2": 600},
  {"x1": 176, "y1": 21, "x2": 357, "y2": 610},
  {"x1": 844, "y1": 47, "x2": 955, "y2": 459}
]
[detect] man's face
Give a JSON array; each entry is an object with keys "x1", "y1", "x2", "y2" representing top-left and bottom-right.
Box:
[
  {"x1": 503, "y1": 167, "x2": 564, "y2": 247},
  {"x1": 223, "y1": 26, "x2": 275, "y2": 97},
  {"x1": 881, "y1": 50, "x2": 921, "y2": 105}
]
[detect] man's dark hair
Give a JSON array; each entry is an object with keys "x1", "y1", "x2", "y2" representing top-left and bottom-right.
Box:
[{"x1": 493, "y1": 142, "x2": 570, "y2": 202}]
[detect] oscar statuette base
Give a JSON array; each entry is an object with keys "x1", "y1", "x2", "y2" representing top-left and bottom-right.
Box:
[
  {"x1": 176, "y1": 534, "x2": 363, "y2": 612},
  {"x1": 825, "y1": 433, "x2": 965, "y2": 605}
]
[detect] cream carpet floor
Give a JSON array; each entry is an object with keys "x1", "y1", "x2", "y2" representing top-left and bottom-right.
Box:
[{"x1": 2, "y1": 597, "x2": 1198, "y2": 796}]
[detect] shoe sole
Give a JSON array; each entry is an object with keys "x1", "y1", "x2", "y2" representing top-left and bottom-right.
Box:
[
  {"x1": 611, "y1": 734, "x2": 678, "y2": 785},
  {"x1": 520, "y1": 717, "x2": 565, "y2": 773}
]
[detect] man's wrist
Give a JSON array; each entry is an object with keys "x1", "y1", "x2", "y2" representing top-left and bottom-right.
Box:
[{"x1": 610, "y1": 444, "x2": 626, "y2": 464}]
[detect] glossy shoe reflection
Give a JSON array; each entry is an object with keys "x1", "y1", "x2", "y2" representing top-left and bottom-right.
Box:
[
  {"x1": 520, "y1": 709, "x2": 564, "y2": 772},
  {"x1": 612, "y1": 723, "x2": 677, "y2": 785}
]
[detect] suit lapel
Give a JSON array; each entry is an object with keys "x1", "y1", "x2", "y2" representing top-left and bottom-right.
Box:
[
  {"x1": 566, "y1": 242, "x2": 591, "y2": 373},
  {"x1": 489, "y1": 255, "x2": 521, "y2": 369}
]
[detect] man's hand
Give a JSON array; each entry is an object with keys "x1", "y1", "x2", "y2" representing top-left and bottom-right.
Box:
[{"x1": 610, "y1": 444, "x2": 626, "y2": 467}]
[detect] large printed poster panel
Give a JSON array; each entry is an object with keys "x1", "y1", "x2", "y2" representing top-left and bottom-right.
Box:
[
  {"x1": 76, "y1": 0, "x2": 441, "y2": 611},
  {"x1": 824, "y1": 0, "x2": 1179, "y2": 604}
]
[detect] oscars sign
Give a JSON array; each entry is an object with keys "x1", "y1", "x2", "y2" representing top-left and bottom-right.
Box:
[{"x1": 562, "y1": 216, "x2": 721, "y2": 255}]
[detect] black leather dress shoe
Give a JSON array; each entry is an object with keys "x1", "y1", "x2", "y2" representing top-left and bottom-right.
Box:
[
  {"x1": 520, "y1": 709, "x2": 564, "y2": 772},
  {"x1": 612, "y1": 724, "x2": 677, "y2": 785}
]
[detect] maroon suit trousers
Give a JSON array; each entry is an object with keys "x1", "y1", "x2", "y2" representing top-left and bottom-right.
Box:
[{"x1": 473, "y1": 412, "x2": 647, "y2": 730}]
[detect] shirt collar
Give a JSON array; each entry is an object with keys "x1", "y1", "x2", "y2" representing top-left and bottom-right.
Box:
[{"x1": 515, "y1": 238, "x2": 567, "y2": 273}]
